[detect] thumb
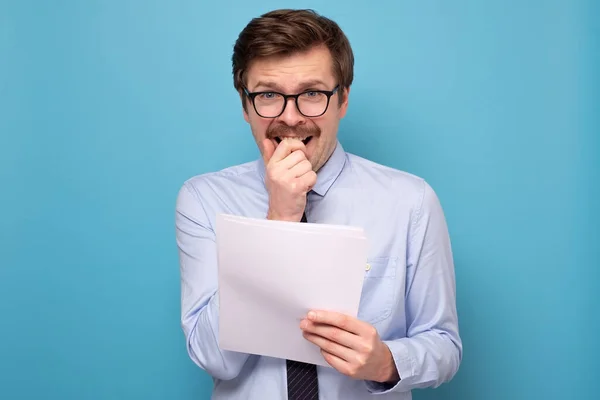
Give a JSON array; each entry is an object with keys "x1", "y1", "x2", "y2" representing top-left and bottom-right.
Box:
[{"x1": 262, "y1": 138, "x2": 275, "y2": 165}]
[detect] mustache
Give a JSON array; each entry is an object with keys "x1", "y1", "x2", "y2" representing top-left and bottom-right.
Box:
[{"x1": 266, "y1": 123, "x2": 321, "y2": 139}]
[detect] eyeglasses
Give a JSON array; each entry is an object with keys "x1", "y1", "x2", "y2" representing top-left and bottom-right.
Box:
[{"x1": 243, "y1": 85, "x2": 339, "y2": 118}]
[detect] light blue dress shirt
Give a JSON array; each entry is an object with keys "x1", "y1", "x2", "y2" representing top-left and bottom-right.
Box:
[{"x1": 175, "y1": 140, "x2": 462, "y2": 399}]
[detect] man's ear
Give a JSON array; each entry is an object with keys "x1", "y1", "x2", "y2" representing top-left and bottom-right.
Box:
[
  {"x1": 339, "y1": 86, "x2": 351, "y2": 119},
  {"x1": 242, "y1": 105, "x2": 250, "y2": 123},
  {"x1": 239, "y1": 90, "x2": 250, "y2": 123}
]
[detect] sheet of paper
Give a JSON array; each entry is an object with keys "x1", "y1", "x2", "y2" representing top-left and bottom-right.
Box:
[{"x1": 215, "y1": 213, "x2": 368, "y2": 366}]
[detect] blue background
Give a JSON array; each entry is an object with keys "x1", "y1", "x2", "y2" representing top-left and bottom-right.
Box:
[{"x1": 1, "y1": 0, "x2": 598, "y2": 399}]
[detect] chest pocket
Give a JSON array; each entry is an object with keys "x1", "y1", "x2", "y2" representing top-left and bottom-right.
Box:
[{"x1": 357, "y1": 257, "x2": 398, "y2": 326}]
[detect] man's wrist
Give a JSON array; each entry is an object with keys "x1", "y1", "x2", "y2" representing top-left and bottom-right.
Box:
[
  {"x1": 266, "y1": 209, "x2": 302, "y2": 222},
  {"x1": 376, "y1": 343, "x2": 400, "y2": 383}
]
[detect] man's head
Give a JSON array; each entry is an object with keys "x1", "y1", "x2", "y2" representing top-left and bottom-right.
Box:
[{"x1": 232, "y1": 9, "x2": 354, "y2": 172}]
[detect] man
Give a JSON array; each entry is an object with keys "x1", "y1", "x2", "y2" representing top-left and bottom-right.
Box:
[{"x1": 176, "y1": 8, "x2": 462, "y2": 399}]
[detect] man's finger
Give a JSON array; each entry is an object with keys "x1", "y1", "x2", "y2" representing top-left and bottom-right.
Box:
[
  {"x1": 279, "y1": 150, "x2": 308, "y2": 171},
  {"x1": 298, "y1": 170, "x2": 317, "y2": 192},
  {"x1": 302, "y1": 332, "x2": 354, "y2": 362},
  {"x1": 319, "y1": 350, "x2": 351, "y2": 377},
  {"x1": 301, "y1": 320, "x2": 358, "y2": 348},
  {"x1": 269, "y1": 139, "x2": 306, "y2": 164},
  {"x1": 288, "y1": 159, "x2": 313, "y2": 178},
  {"x1": 307, "y1": 310, "x2": 365, "y2": 335}
]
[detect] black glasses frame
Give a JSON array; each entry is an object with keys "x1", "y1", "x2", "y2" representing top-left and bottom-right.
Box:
[{"x1": 243, "y1": 85, "x2": 340, "y2": 118}]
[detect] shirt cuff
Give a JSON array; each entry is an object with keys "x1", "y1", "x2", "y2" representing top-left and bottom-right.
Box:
[{"x1": 365, "y1": 339, "x2": 413, "y2": 394}]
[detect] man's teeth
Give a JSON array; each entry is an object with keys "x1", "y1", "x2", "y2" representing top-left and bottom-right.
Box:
[{"x1": 277, "y1": 137, "x2": 311, "y2": 143}]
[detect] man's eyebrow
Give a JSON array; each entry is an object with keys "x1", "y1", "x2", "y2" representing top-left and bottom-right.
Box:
[
  {"x1": 252, "y1": 81, "x2": 285, "y2": 92},
  {"x1": 251, "y1": 79, "x2": 329, "y2": 92},
  {"x1": 296, "y1": 79, "x2": 329, "y2": 90}
]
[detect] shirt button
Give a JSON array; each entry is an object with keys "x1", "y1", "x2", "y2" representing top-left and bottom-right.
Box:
[{"x1": 365, "y1": 263, "x2": 371, "y2": 271}]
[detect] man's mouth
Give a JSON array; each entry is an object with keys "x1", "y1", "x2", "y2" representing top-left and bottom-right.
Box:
[{"x1": 274, "y1": 136, "x2": 313, "y2": 145}]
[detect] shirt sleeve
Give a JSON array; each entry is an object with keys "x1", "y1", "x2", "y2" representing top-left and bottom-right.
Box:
[
  {"x1": 365, "y1": 180, "x2": 463, "y2": 393},
  {"x1": 175, "y1": 181, "x2": 251, "y2": 380}
]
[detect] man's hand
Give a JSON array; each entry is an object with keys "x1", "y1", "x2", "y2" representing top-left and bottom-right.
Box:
[
  {"x1": 262, "y1": 138, "x2": 317, "y2": 222},
  {"x1": 300, "y1": 310, "x2": 400, "y2": 383}
]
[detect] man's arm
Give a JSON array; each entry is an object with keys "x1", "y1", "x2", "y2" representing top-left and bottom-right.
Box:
[
  {"x1": 175, "y1": 182, "x2": 251, "y2": 380},
  {"x1": 301, "y1": 180, "x2": 462, "y2": 392},
  {"x1": 366, "y1": 180, "x2": 463, "y2": 393}
]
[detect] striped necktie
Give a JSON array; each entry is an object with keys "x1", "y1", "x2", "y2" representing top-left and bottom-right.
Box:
[{"x1": 286, "y1": 210, "x2": 319, "y2": 400}]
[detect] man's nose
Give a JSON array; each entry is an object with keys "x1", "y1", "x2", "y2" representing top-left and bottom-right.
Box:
[{"x1": 277, "y1": 98, "x2": 305, "y2": 126}]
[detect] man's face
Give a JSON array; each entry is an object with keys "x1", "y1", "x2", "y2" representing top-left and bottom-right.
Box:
[{"x1": 242, "y1": 45, "x2": 349, "y2": 172}]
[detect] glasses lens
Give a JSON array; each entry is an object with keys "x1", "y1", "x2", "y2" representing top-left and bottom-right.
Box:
[
  {"x1": 298, "y1": 92, "x2": 328, "y2": 116},
  {"x1": 254, "y1": 93, "x2": 284, "y2": 117}
]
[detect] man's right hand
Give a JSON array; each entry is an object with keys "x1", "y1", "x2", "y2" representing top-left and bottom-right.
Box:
[{"x1": 262, "y1": 138, "x2": 317, "y2": 222}]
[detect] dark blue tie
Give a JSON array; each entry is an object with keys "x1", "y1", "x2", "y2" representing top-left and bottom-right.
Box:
[{"x1": 286, "y1": 211, "x2": 319, "y2": 400}]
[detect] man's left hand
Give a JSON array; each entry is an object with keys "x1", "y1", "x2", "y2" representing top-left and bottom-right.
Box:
[{"x1": 300, "y1": 310, "x2": 400, "y2": 383}]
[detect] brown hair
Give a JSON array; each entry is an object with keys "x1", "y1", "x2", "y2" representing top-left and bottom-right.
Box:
[{"x1": 232, "y1": 9, "x2": 354, "y2": 108}]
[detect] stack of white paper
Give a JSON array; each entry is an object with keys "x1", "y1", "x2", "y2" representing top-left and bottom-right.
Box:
[{"x1": 215, "y1": 213, "x2": 368, "y2": 366}]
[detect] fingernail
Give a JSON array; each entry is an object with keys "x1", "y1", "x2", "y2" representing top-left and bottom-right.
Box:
[
  {"x1": 308, "y1": 311, "x2": 316, "y2": 320},
  {"x1": 300, "y1": 320, "x2": 307, "y2": 329}
]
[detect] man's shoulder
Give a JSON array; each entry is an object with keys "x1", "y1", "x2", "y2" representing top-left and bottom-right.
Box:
[
  {"x1": 345, "y1": 152, "x2": 428, "y2": 195},
  {"x1": 178, "y1": 160, "x2": 261, "y2": 198},
  {"x1": 183, "y1": 160, "x2": 258, "y2": 188},
  {"x1": 344, "y1": 151, "x2": 442, "y2": 220}
]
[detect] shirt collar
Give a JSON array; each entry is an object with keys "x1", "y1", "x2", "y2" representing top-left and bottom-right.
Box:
[{"x1": 257, "y1": 140, "x2": 347, "y2": 197}]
